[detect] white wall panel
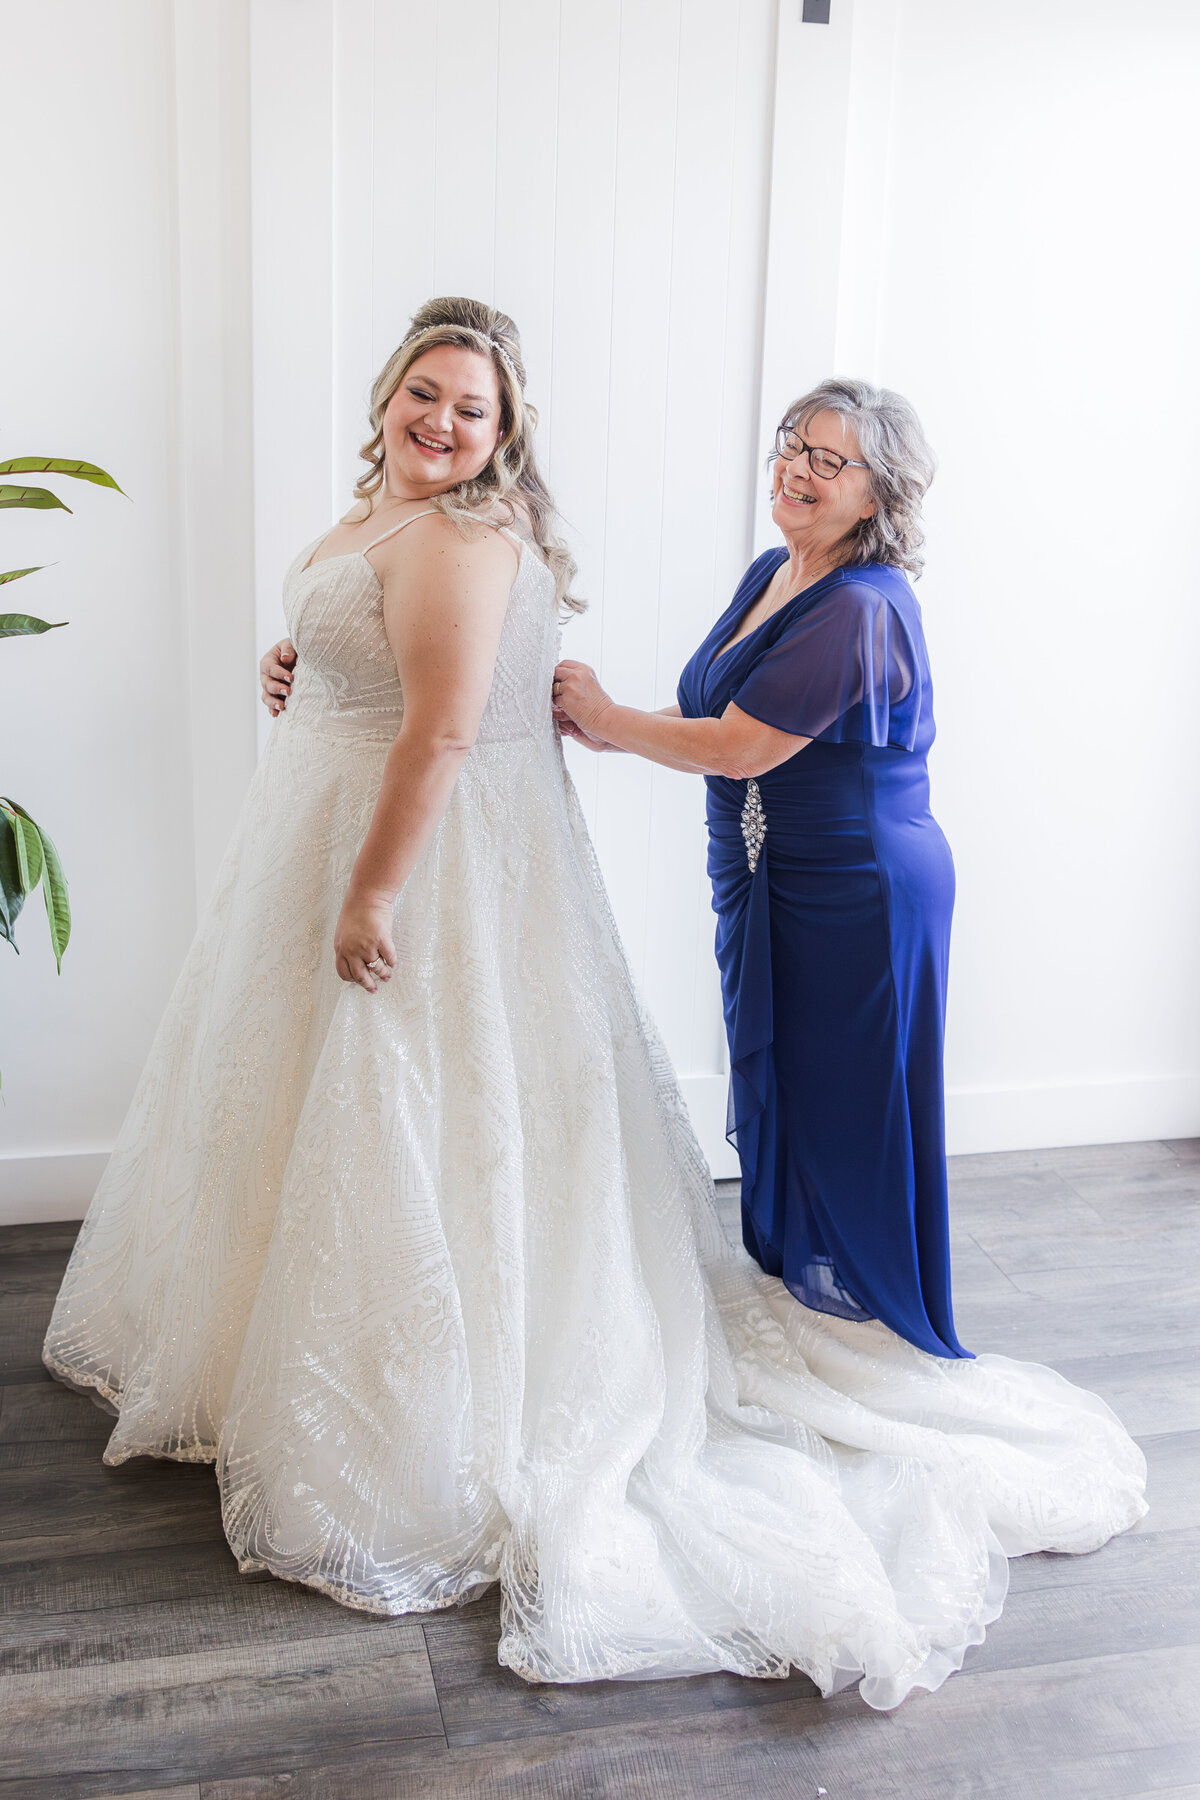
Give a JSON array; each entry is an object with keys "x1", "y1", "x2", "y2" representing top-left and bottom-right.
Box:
[
  {"x1": 650, "y1": 0, "x2": 776, "y2": 1072},
  {"x1": 174, "y1": 0, "x2": 258, "y2": 911},
  {"x1": 0, "y1": 2, "x2": 198, "y2": 1209},
  {"x1": 589, "y1": 0, "x2": 682, "y2": 984},
  {"x1": 433, "y1": 0, "x2": 501, "y2": 297},
  {"x1": 247, "y1": 0, "x2": 778, "y2": 1171},
  {"x1": 763, "y1": 0, "x2": 1200, "y2": 1151},
  {"x1": 493, "y1": 0, "x2": 562, "y2": 465},
  {"x1": 331, "y1": 0, "x2": 378, "y2": 511},
  {"x1": 250, "y1": 0, "x2": 335, "y2": 681},
  {"x1": 8, "y1": 0, "x2": 1198, "y2": 1227}
]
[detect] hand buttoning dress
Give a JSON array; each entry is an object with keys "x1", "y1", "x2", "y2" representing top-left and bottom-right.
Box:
[{"x1": 44, "y1": 520, "x2": 1146, "y2": 1707}]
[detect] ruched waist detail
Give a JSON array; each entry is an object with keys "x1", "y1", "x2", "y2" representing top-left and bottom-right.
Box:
[{"x1": 706, "y1": 781, "x2": 774, "y2": 1198}]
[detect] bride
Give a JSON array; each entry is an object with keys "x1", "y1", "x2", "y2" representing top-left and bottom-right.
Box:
[{"x1": 45, "y1": 295, "x2": 1145, "y2": 1708}]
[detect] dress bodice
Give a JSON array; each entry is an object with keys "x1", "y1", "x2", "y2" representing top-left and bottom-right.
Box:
[{"x1": 280, "y1": 529, "x2": 560, "y2": 746}]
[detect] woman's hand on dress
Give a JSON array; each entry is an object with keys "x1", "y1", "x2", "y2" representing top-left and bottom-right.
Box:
[
  {"x1": 334, "y1": 888, "x2": 397, "y2": 993},
  {"x1": 260, "y1": 639, "x2": 296, "y2": 716},
  {"x1": 553, "y1": 706, "x2": 616, "y2": 753},
  {"x1": 552, "y1": 661, "x2": 615, "y2": 738}
]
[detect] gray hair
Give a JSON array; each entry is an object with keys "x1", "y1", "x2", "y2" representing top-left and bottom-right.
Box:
[{"x1": 775, "y1": 378, "x2": 937, "y2": 577}]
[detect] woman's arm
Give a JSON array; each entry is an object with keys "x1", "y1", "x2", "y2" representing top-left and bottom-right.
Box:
[
  {"x1": 553, "y1": 662, "x2": 807, "y2": 779},
  {"x1": 334, "y1": 519, "x2": 516, "y2": 989},
  {"x1": 554, "y1": 700, "x2": 682, "y2": 756}
]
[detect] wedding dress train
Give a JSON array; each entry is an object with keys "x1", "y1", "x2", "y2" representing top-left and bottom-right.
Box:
[{"x1": 44, "y1": 519, "x2": 1146, "y2": 1708}]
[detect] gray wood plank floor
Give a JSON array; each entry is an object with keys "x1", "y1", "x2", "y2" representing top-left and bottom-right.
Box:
[{"x1": 1, "y1": 1139, "x2": 1197, "y2": 1799}]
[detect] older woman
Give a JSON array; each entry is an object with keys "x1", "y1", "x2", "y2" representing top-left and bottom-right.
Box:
[{"x1": 555, "y1": 378, "x2": 963, "y2": 1359}]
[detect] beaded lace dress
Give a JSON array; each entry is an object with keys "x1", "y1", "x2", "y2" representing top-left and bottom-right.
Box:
[{"x1": 44, "y1": 521, "x2": 1146, "y2": 1707}]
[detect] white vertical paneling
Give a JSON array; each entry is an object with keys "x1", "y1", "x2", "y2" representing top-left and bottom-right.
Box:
[
  {"x1": 645, "y1": 0, "x2": 775, "y2": 1086},
  {"x1": 869, "y1": 0, "x2": 1200, "y2": 1150},
  {"x1": 494, "y1": 0, "x2": 561, "y2": 461},
  {"x1": 832, "y1": 0, "x2": 902, "y2": 377},
  {"x1": 249, "y1": 0, "x2": 335, "y2": 680},
  {"x1": 432, "y1": 0, "x2": 500, "y2": 299},
  {"x1": 754, "y1": 0, "x2": 855, "y2": 552},
  {"x1": 695, "y1": 0, "x2": 776, "y2": 1091},
  {"x1": 247, "y1": 0, "x2": 776, "y2": 1171},
  {"x1": 756, "y1": 0, "x2": 1200, "y2": 1152},
  {"x1": 544, "y1": 4, "x2": 623, "y2": 835},
  {"x1": 589, "y1": 0, "x2": 682, "y2": 982},
  {"x1": 172, "y1": 0, "x2": 257, "y2": 910},
  {"x1": 716, "y1": 0, "x2": 778, "y2": 594},
  {"x1": 369, "y1": 0, "x2": 438, "y2": 359},
  {"x1": 646, "y1": 0, "x2": 738, "y2": 1069},
  {"x1": 0, "y1": 0, "x2": 196, "y2": 1195},
  {"x1": 332, "y1": 0, "x2": 378, "y2": 501}
]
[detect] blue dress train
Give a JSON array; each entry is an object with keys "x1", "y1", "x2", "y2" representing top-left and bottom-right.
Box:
[{"x1": 678, "y1": 550, "x2": 967, "y2": 1359}]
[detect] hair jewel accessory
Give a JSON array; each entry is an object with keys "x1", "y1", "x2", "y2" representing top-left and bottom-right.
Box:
[
  {"x1": 486, "y1": 336, "x2": 520, "y2": 380},
  {"x1": 404, "y1": 323, "x2": 519, "y2": 381}
]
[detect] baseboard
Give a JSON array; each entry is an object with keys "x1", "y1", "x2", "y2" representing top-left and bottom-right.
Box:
[
  {"x1": 0, "y1": 1095, "x2": 739, "y2": 1230},
  {"x1": 0, "y1": 1085, "x2": 740, "y2": 1230},
  {"x1": 0, "y1": 1150, "x2": 109, "y2": 1226},
  {"x1": 945, "y1": 1073, "x2": 1200, "y2": 1157},
  {"x1": 3, "y1": 1074, "x2": 1193, "y2": 1228},
  {"x1": 688, "y1": 1071, "x2": 1200, "y2": 1168}
]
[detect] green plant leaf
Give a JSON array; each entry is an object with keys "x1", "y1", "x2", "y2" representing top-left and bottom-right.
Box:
[
  {"x1": 1, "y1": 802, "x2": 70, "y2": 969},
  {"x1": 37, "y1": 824, "x2": 70, "y2": 971},
  {"x1": 0, "y1": 457, "x2": 125, "y2": 496},
  {"x1": 5, "y1": 805, "x2": 44, "y2": 897},
  {"x1": 0, "y1": 567, "x2": 46, "y2": 588},
  {"x1": 0, "y1": 810, "x2": 25, "y2": 951},
  {"x1": 0, "y1": 485, "x2": 71, "y2": 513},
  {"x1": 0, "y1": 612, "x2": 66, "y2": 638}
]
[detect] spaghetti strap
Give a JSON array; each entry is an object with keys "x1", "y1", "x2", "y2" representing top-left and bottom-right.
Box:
[{"x1": 362, "y1": 509, "x2": 440, "y2": 553}]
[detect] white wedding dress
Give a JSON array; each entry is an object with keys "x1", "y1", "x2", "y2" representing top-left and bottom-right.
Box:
[{"x1": 45, "y1": 515, "x2": 1146, "y2": 1708}]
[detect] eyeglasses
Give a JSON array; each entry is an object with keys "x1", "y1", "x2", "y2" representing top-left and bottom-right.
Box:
[{"x1": 774, "y1": 427, "x2": 868, "y2": 480}]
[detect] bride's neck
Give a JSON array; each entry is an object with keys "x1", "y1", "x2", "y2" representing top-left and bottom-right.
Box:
[{"x1": 379, "y1": 469, "x2": 456, "y2": 506}]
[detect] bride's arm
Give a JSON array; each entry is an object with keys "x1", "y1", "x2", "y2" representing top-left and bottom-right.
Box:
[
  {"x1": 554, "y1": 662, "x2": 807, "y2": 779},
  {"x1": 334, "y1": 518, "x2": 516, "y2": 990}
]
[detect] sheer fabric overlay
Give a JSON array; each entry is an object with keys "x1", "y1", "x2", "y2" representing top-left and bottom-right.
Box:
[
  {"x1": 45, "y1": 533, "x2": 1146, "y2": 1708},
  {"x1": 728, "y1": 558, "x2": 922, "y2": 750}
]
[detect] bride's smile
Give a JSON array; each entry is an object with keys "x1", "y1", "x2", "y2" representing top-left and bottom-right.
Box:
[{"x1": 381, "y1": 344, "x2": 503, "y2": 497}]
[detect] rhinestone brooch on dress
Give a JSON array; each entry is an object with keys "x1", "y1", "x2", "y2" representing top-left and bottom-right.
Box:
[{"x1": 741, "y1": 779, "x2": 767, "y2": 873}]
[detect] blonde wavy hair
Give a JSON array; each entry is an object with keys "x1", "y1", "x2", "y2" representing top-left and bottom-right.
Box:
[{"x1": 355, "y1": 297, "x2": 582, "y2": 612}]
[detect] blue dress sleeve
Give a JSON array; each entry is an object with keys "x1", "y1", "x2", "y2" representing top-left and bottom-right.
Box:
[{"x1": 729, "y1": 577, "x2": 922, "y2": 750}]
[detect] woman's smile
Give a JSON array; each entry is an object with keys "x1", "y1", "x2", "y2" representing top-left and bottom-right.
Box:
[
  {"x1": 409, "y1": 429, "x2": 454, "y2": 458},
  {"x1": 779, "y1": 483, "x2": 817, "y2": 506},
  {"x1": 379, "y1": 344, "x2": 503, "y2": 494}
]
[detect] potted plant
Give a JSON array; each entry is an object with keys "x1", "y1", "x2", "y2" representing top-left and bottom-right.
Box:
[{"x1": 1, "y1": 457, "x2": 124, "y2": 977}]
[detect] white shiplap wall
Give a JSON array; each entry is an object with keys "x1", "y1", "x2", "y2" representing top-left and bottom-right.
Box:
[
  {"x1": 250, "y1": 0, "x2": 778, "y2": 1167},
  {"x1": 758, "y1": 0, "x2": 1200, "y2": 1152},
  {"x1": 6, "y1": 0, "x2": 1199, "y2": 1227}
]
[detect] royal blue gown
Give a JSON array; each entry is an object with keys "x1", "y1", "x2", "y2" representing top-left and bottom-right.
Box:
[{"x1": 678, "y1": 550, "x2": 967, "y2": 1360}]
